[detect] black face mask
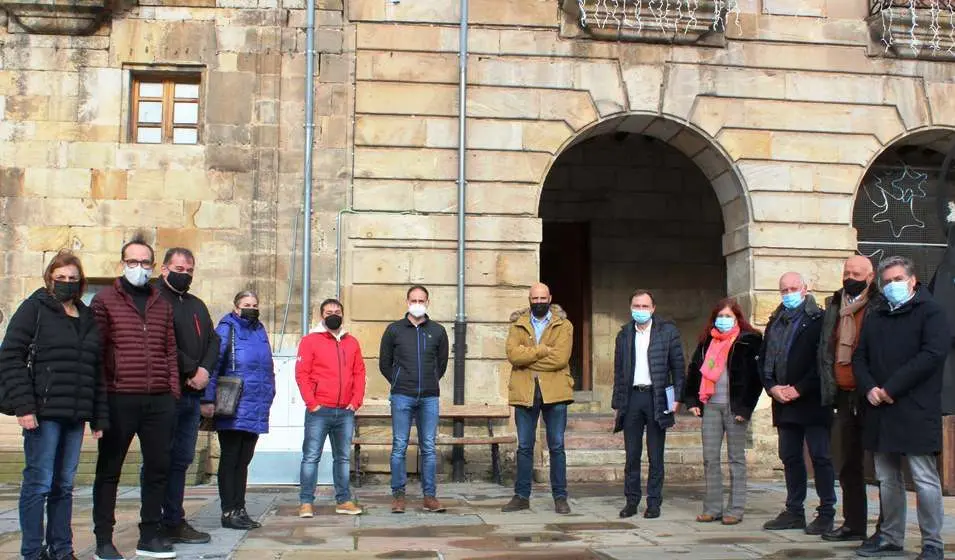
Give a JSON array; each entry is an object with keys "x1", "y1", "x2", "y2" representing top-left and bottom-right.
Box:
[
  {"x1": 240, "y1": 308, "x2": 260, "y2": 323},
  {"x1": 165, "y1": 271, "x2": 193, "y2": 293},
  {"x1": 52, "y1": 281, "x2": 81, "y2": 302},
  {"x1": 324, "y1": 315, "x2": 343, "y2": 330},
  {"x1": 843, "y1": 278, "x2": 868, "y2": 298},
  {"x1": 530, "y1": 302, "x2": 550, "y2": 318}
]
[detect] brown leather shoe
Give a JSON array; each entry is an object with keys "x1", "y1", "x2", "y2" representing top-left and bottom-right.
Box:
[
  {"x1": 554, "y1": 497, "x2": 571, "y2": 514},
  {"x1": 391, "y1": 495, "x2": 406, "y2": 514},
  {"x1": 501, "y1": 495, "x2": 530, "y2": 512},
  {"x1": 696, "y1": 514, "x2": 722, "y2": 523},
  {"x1": 721, "y1": 515, "x2": 742, "y2": 526},
  {"x1": 423, "y1": 496, "x2": 446, "y2": 513}
]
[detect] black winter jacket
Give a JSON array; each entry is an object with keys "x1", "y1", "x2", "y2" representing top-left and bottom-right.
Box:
[
  {"x1": 379, "y1": 315, "x2": 449, "y2": 398},
  {"x1": 684, "y1": 331, "x2": 764, "y2": 420},
  {"x1": 0, "y1": 289, "x2": 108, "y2": 430},
  {"x1": 611, "y1": 317, "x2": 685, "y2": 430},
  {"x1": 760, "y1": 299, "x2": 830, "y2": 427},
  {"x1": 852, "y1": 286, "x2": 950, "y2": 455},
  {"x1": 158, "y1": 282, "x2": 220, "y2": 393}
]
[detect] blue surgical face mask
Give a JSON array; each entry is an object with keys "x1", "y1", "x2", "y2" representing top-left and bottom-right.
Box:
[
  {"x1": 883, "y1": 280, "x2": 912, "y2": 306},
  {"x1": 781, "y1": 292, "x2": 804, "y2": 310},
  {"x1": 631, "y1": 309, "x2": 652, "y2": 324},
  {"x1": 714, "y1": 316, "x2": 735, "y2": 333}
]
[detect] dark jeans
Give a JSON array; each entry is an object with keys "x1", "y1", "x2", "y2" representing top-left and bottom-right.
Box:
[
  {"x1": 514, "y1": 382, "x2": 568, "y2": 500},
  {"x1": 390, "y1": 394, "x2": 439, "y2": 497},
  {"x1": 93, "y1": 393, "x2": 176, "y2": 543},
  {"x1": 217, "y1": 430, "x2": 258, "y2": 512},
  {"x1": 299, "y1": 407, "x2": 354, "y2": 504},
  {"x1": 20, "y1": 419, "x2": 85, "y2": 560},
  {"x1": 834, "y1": 389, "x2": 881, "y2": 533},
  {"x1": 623, "y1": 389, "x2": 666, "y2": 507},
  {"x1": 161, "y1": 392, "x2": 201, "y2": 527},
  {"x1": 778, "y1": 423, "x2": 837, "y2": 518}
]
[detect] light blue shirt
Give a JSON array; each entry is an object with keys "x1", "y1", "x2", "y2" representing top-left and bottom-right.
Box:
[{"x1": 530, "y1": 311, "x2": 552, "y2": 344}]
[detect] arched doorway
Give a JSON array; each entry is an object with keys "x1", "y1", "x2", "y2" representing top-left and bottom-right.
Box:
[{"x1": 538, "y1": 114, "x2": 749, "y2": 407}]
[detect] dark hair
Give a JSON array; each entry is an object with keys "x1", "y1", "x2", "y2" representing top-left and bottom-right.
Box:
[
  {"x1": 697, "y1": 298, "x2": 760, "y2": 344},
  {"x1": 234, "y1": 290, "x2": 258, "y2": 307},
  {"x1": 121, "y1": 230, "x2": 155, "y2": 263},
  {"x1": 320, "y1": 298, "x2": 343, "y2": 314},
  {"x1": 44, "y1": 249, "x2": 87, "y2": 302},
  {"x1": 407, "y1": 285, "x2": 429, "y2": 300},
  {"x1": 629, "y1": 289, "x2": 655, "y2": 305},
  {"x1": 163, "y1": 247, "x2": 195, "y2": 266}
]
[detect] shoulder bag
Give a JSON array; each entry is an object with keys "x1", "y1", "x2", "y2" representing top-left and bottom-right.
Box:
[{"x1": 214, "y1": 324, "x2": 244, "y2": 417}]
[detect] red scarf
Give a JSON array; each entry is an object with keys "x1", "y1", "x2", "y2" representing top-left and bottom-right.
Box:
[{"x1": 699, "y1": 324, "x2": 740, "y2": 404}]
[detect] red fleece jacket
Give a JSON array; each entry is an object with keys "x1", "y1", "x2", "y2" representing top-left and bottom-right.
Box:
[{"x1": 295, "y1": 324, "x2": 366, "y2": 410}]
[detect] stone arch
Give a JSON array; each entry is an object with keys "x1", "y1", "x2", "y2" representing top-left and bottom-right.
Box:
[
  {"x1": 853, "y1": 126, "x2": 955, "y2": 281},
  {"x1": 537, "y1": 112, "x2": 752, "y2": 233}
]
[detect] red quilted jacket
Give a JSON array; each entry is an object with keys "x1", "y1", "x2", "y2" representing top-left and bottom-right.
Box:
[{"x1": 91, "y1": 279, "x2": 180, "y2": 398}]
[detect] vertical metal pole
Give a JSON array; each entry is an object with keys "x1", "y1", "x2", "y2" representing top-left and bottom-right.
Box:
[
  {"x1": 301, "y1": 0, "x2": 316, "y2": 336},
  {"x1": 452, "y1": 0, "x2": 469, "y2": 483}
]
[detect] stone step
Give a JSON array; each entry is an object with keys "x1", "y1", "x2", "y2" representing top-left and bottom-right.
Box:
[{"x1": 0, "y1": 446, "x2": 203, "y2": 485}]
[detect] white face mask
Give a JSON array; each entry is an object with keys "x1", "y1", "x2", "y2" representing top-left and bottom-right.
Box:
[
  {"x1": 123, "y1": 265, "x2": 151, "y2": 287},
  {"x1": 408, "y1": 303, "x2": 427, "y2": 318}
]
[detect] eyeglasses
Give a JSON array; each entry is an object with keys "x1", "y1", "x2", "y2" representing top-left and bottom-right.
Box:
[{"x1": 124, "y1": 259, "x2": 154, "y2": 268}]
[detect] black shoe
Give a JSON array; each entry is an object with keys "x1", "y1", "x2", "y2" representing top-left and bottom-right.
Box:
[
  {"x1": 643, "y1": 506, "x2": 661, "y2": 519},
  {"x1": 619, "y1": 503, "x2": 638, "y2": 518},
  {"x1": 135, "y1": 536, "x2": 177, "y2": 559},
  {"x1": 94, "y1": 542, "x2": 124, "y2": 560},
  {"x1": 221, "y1": 509, "x2": 254, "y2": 530},
  {"x1": 823, "y1": 525, "x2": 867, "y2": 542},
  {"x1": 235, "y1": 507, "x2": 262, "y2": 529},
  {"x1": 805, "y1": 515, "x2": 835, "y2": 536},
  {"x1": 501, "y1": 495, "x2": 530, "y2": 512},
  {"x1": 554, "y1": 497, "x2": 571, "y2": 514},
  {"x1": 916, "y1": 545, "x2": 944, "y2": 560},
  {"x1": 855, "y1": 534, "x2": 904, "y2": 557},
  {"x1": 165, "y1": 520, "x2": 212, "y2": 544},
  {"x1": 763, "y1": 510, "x2": 806, "y2": 530}
]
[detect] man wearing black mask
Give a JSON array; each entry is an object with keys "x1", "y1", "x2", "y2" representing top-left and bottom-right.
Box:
[
  {"x1": 817, "y1": 255, "x2": 882, "y2": 543},
  {"x1": 156, "y1": 248, "x2": 219, "y2": 545}
]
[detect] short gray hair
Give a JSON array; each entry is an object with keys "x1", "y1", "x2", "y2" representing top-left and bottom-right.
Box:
[
  {"x1": 233, "y1": 290, "x2": 258, "y2": 307},
  {"x1": 877, "y1": 255, "x2": 915, "y2": 279}
]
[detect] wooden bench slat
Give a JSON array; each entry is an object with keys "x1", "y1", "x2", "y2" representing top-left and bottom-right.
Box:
[
  {"x1": 354, "y1": 435, "x2": 515, "y2": 446},
  {"x1": 355, "y1": 404, "x2": 511, "y2": 419}
]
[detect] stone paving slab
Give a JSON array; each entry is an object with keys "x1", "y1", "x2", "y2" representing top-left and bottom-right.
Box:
[{"x1": 4, "y1": 481, "x2": 955, "y2": 558}]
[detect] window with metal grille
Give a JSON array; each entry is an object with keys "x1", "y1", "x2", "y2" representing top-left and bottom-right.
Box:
[
  {"x1": 853, "y1": 153, "x2": 949, "y2": 282},
  {"x1": 130, "y1": 75, "x2": 201, "y2": 145}
]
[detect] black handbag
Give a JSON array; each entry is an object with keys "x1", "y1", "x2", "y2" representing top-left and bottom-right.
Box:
[
  {"x1": 214, "y1": 325, "x2": 244, "y2": 417},
  {"x1": 0, "y1": 306, "x2": 41, "y2": 416}
]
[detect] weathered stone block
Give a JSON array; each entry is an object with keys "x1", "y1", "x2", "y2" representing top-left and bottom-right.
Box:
[
  {"x1": 346, "y1": 213, "x2": 541, "y2": 244},
  {"x1": 356, "y1": 82, "x2": 456, "y2": 116},
  {"x1": 349, "y1": 0, "x2": 459, "y2": 24},
  {"x1": 354, "y1": 115, "x2": 426, "y2": 147},
  {"x1": 0, "y1": 168, "x2": 24, "y2": 196},
  {"x1": 751, "y1": 192, "x2": 853, "y2": 224},
  {"x1": 346, "y1": 284, "x2": 529, "y2": 323},
  {"x1": 95, "y1": 200, "x2": 184, "y2": 228},
  {"x1": 206, "y1": 72, "x2": 256, "y2": 124},
  {"x1": 193, "y1": 202, "x2": 241, "y2": 229},
  {"x1": 763, "y1": 0, "x2": 825, "y2": 16},
  {"x1": 467, "y1": 151, "x2": 551, "y2": 183},
  {"x1": 23, "y1": 168, "x2": 92, "y2": 198},
  {"x1": 110, "y1": 20, "x2": 217, "y2": 65},
  {"x1": 354, "y1": 147, "x2": 456, "y2": 180},
  {"x1": 318, "y1": 54, "x2": 349, "y2": 83}
]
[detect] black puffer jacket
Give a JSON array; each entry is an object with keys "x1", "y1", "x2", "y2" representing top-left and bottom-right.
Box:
[
  {"x1": 853, "y1": 286, "x2": 950, "y2": 455},
  {"x1": 0, "y1": 288, "x2": 108, "y2": 430},
  {"x1": 684, "y1": 331, "x2": 764, "y2": 420},
  {"x1": 378, "y1": 314, "x2": 449, "y2": 398},
  {"x1": 158, "y1": 282, "x2": 220, "y2": 393}
]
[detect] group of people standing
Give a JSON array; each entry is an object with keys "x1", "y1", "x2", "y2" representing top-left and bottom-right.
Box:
[
  {"x1": 1, "y1": 235, "x2": 276, "y2": 560},
  {"x1": 498, "y1": 254, "x2": 949, "y2": 560}
]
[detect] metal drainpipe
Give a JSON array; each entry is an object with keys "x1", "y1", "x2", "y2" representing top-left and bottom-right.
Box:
[
  {"x1": 301, "y1": 0, "x2": 316, "y2": 336},
  {"x1": 452, "y1": 0, "x2": 469, "y2": 483}
]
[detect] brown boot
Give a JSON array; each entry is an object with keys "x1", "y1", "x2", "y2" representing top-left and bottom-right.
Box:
[
  {"x1": 391, "y1": 494, "x2": 406, "y2": 514},
  {"x1": 423, "y1": 496, "x2": 446, "y2": 513},
  {"x1": 501, "y1": 495, "x2": 530, "y2": 512}
]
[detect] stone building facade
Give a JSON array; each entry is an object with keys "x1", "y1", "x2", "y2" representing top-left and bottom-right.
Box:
[{"x1": 0, "y1": 0, "x2": 954, "y2": 481}]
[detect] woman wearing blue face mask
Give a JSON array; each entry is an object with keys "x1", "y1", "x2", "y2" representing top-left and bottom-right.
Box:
[{"x1": 684, "y1": 298, "x2": 763, "y2": 526}]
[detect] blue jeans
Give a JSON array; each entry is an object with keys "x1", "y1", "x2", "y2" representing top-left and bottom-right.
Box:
[
  {"x1": 158, "y1": 392, "x2": 200, "y2": 527},
  {"x1": 20, "y1": 419, "x2": 85, "y2": 560},
  {"x1": 390, "y1": 394, "x2": 439, "y2": 497},
  {"x1": 514, "y1": 383, "x2": 568, "y2": 500},
  {"x1": 299, "y1": 407, "x2": 355, "y2": 504}
]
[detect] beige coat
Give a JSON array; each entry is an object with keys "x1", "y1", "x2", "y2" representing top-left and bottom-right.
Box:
[{"x1": 505, "y1": 305, "x2": 574, "y2": 407}]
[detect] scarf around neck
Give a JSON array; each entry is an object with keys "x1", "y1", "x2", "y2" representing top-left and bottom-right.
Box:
[
  {"x1": 699, "y1": 324, "x2": 740, "y2": 404},
  {"x1": 836, "y1": 289, "x2": 869, "y2": 365}
]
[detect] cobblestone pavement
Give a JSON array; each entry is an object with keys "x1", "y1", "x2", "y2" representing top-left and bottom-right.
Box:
[{"x1": 1, "y1": 480, "x2": 955, "y2": 559}]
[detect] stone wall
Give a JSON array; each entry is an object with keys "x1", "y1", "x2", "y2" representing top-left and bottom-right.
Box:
[{"x1": 540, "y1": 134, "x2": 725, "y2": 405}]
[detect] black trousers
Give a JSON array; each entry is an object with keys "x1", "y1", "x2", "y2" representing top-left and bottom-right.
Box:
[
  {"x1": 834, "y1": 389, "x2": 882, "y2": 533},
  {"x1": 623, "y1": 389, "x2": 666, "y2": 508},
  {"x1": 93, "y1": 393, "x2": 176, "y2": 543},
  {"x1": 778, "y1": 423, "x2": 837, "y2": 518},
  {"x1": 217, "y1": 430, "x2": 258, "y2": 512}
]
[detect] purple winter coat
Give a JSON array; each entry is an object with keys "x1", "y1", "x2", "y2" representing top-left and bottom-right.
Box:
[{"x1": 203, "y1": 312, "x2": 275, "y2": 434}]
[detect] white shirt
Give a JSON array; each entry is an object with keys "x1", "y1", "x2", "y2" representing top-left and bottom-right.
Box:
[{"x1": 633, "y1": 320, "x2": 652, "y2": 386}]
